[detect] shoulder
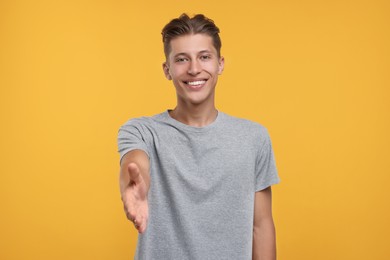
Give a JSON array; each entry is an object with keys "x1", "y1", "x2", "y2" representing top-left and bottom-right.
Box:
[
  {"x1": 220, "y1": 112, "x2": 269, "y2": 138},
  {"x1": 219, "y1": 112, "x2": 272, "y2": 151},
  {"x1": 119, "y1": 112, "x2": 166, "y2": 130},
  {"x1": 120, "y1": 116, "x2": 151, "y2": 128}
]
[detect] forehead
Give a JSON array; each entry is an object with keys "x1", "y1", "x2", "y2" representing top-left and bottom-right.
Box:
[{"x1": 169, "y1": 34, "x2": 216, "y2": 57}]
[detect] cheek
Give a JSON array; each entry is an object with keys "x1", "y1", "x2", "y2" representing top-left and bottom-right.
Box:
[
  {"x1": 170, "y1": 67, "x2": 187, "y2": 78},
  {"x1": 205, "y1": 63, "x2": 221, "y2": 74}
]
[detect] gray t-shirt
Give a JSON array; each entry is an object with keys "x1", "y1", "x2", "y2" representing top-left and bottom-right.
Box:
[{"x1": 118, "y1": 110, "x2": 279, "y2": 260}]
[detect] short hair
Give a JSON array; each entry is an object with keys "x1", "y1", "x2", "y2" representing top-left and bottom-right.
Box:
[{"x1": 161, "y1": 13, "x2": 222, "y2": 58}]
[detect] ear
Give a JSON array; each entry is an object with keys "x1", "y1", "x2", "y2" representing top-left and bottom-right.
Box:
[
  {"x1": 218, "y1": 56, "x2": 225, "y2": 75},
  {"x1": 162, "y1": 62, "x2": 172, "y2": 80}
]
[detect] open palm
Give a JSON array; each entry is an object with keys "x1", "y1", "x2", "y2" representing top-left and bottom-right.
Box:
[{"x1": 122, "y1": 163, "x2": 149, "y2": 233}]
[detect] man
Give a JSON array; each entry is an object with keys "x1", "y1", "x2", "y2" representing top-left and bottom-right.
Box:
[{"x1": 118, "y1": 14, "x2": 280, "y2": 260}]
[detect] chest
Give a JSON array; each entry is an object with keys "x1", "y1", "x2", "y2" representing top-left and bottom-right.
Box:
[{"x1": 149, "y1": 128, "x2": 258, "y2": 187}]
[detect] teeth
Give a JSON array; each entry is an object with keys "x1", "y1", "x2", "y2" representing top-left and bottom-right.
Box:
[{"x1": 187, "y1": 80, "x2": 206, "y2": 86}]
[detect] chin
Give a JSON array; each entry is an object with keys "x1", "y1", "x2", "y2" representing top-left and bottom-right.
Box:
[{"x1": 185, "y1": 95, "x2": 214, "y2": 106}]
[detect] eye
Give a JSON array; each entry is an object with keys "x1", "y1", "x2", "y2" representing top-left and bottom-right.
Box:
[
  {"x1": 175, "y1": 57, "x2": 188, "y2": 63},
  {"x1": 200, "y1": 55, "x2": 211, "y2": 60}
]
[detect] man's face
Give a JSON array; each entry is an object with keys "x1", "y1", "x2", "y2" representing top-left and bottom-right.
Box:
[{"x1": 163, "y1": 34, "x2": 224, "y2": 107}]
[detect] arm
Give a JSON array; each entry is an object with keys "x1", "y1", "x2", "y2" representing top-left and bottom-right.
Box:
[
  {"x1": 252, "y1": 186, "x2": 276, "y2": 260},
  {"x1": 119, "y1": 149, "x2": 150, "y2": 233}
]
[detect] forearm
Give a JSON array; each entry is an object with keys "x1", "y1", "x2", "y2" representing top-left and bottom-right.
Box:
[{"x1": 252, "y1": 217, "x2": 276, "y2": 260}]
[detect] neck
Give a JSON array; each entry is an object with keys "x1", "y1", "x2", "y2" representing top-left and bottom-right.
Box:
[{"x1": 169, "y1": 103, "x2": 218, "y2": 127}]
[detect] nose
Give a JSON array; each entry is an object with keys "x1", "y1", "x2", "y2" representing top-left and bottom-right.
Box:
[{"x1": 188, "y1": 60, "x2": 201, "y2": 75}]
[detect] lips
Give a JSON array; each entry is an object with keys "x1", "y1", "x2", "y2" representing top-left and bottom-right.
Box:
[
  {"x1": 183, "y1": 79, "x2": 207, "y2": 89},
  {"x1": 186, "y1": 80, "x2": 206, "y2": 86}
]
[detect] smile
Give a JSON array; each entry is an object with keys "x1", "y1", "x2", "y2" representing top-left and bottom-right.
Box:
[
  {"x1": 185, "y1": 80, "x2": 206, "y2": 85},
  {"x1": 184, "y1": 80, "x2": 207, "y2": 89}
]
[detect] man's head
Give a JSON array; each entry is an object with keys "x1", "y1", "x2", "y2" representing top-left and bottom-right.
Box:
[
  {"x1": 161, "y1": 14, "x2": 224, "y2": 107},
  {"x1": 161, "y1": 13, "x2": 222, "y2": 59}
]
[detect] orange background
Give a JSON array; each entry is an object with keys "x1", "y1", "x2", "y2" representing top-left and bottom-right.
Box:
[{"x1": 1, "y1": 0, "x2": 389, "y2": 259}]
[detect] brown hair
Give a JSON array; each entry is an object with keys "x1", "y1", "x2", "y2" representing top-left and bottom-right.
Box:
[{"x1": 161, "y1": 13, "x2": 222, "y2": 58}]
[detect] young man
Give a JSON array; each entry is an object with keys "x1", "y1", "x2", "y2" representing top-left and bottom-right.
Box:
[{"x1": 118, "y1": 14, "x2": 280, "y2": 260}]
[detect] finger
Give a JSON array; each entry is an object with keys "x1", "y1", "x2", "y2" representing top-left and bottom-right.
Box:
[
  {"x1": 136, "y1": 221, "x2": 144, "y2": 233},
  {"x1": 133, "y1": 219, "x2": 140, "y2": 229},
  {"x1": 137, "y1": 216, "x2": 148, "y2": 234},
  {"x1": 133, "y1": 217, "x2": 144, "y2": 233},
  {"x1": 126, "y1": 211, "x2": 135, "y2": 222},
  {"x1": 127, "y1": 163, "x2": 143, "y2": 184},
  {"x1": 129, "y1": 215, "x2": 142, "y2": 232},
  {"x1": 138, "y1": 221, "x2": 147, "y2": 234},
  {"x1": 125, "y1": 206, "x2": 137, "y2": 222}
]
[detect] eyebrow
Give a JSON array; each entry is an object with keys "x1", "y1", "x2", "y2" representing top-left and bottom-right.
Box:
[{"x1": 173, "y1": 50, "x2": 213, "y2": 58}]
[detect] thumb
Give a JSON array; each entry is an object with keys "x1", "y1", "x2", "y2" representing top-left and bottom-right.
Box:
[{"x1": 127, "y1": 163, "x2": 143, "y2": 184}]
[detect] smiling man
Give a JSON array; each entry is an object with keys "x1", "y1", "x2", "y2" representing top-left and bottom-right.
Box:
[{"x1": 118, "y1": 14, "x2": 280, "y2": 260}]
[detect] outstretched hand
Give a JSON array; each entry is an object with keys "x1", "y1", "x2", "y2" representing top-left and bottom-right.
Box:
[{"x1": 121, "y1": 163, "x2": 149, "y2": 233}]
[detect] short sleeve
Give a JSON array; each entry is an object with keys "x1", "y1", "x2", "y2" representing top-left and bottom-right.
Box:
[
  {"x1": 255, "y1": 131, "x2": 280, "y2": 192},
  {"x1": 117, "y1": 119, "x2": 150, "y2": 164}
]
